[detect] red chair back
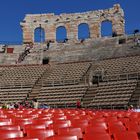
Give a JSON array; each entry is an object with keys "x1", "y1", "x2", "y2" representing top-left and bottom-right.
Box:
[
  {"x1": 26, "y1": 129, "x2": 54, "y2": 139},
  {"x1": 0, "y1": 130, "x2": 23, "y2": 140},
  {"x1": 114, "y1": 131, "x2": 139, "y2": 140}
]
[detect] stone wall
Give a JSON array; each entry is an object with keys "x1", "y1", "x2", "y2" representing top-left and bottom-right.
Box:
[
  {"x1": 21, "y1": 4, "x2": 125, "y2": 43},
  {"x1": 21, "y1": 35, "x2": 140, "y2": 64},
  {"x1": 0, "y1": 34, "x2": 140, "y2": 65}
]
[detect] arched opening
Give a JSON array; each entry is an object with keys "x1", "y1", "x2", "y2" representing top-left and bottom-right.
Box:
[
  {"x1": 56, "y1": 26, "x2": 67, "y2": 43},
  {"x1": 78, "y1": 23, "x2": 90, "y2": 40},
  {"x1": 101, "y1": 21, "x2": 112, "y2": 37},
  {"x1": 34, "y1": 27, "x2": 45, "y2": 43}
]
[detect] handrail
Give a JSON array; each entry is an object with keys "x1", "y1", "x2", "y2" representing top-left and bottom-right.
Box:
[{"x1": 103, "y1": 72, "x2": 140, "y2": 82}]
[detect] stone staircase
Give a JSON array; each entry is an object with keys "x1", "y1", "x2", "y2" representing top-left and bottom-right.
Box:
[
  {"x1": 82, "y1": 85, "x2": 97, "y2": 107},
  {"x1": 29, "y1": 66, "x2": 52, "y2": 99},
  {"x1": 129, "y1": 80, "x2": 140, "y2": 107}
]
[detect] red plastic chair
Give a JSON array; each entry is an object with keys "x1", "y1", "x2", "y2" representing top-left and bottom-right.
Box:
[
  {"x1": 108, "y1": 122, "x2": 126, "y2": 135},
  {"x1": 124, "y1": 121, "x2": 140, "y2": 133},
  {"x1": 89, "y1": 118, "x2": 106, "y2": 124},
  {"x1": 23, "y1": 124, "x2": 46, "y2": 133},
  {"x1": 0, "y1": 118, "x2": 12, "y2": 126},
  {"x1": 0, "y1": 115, "x2": 8, "y2": 118},
  {"x1": 84, "y1": 133, "x2": 111, "y2": 140},
  {"x1": 53, "y1": 120, "x2": 71, "y2": 126},
  {"x1": 89, "y1": 120, "x2": 107, "y2": 128},
  {"x1": 26, "y1": 129, "x2": 54, "y2": 139},
  {"x1": 85, "y1": 125, "x2": 107, "y2": 134},
  {"x1": 105, "y1": 117, "x2": 118, "y2": 123},
  {"x1": 114, "y1": 131, "x2": 139, "y2": 140},
  {"x1": 0, "y1": 130, "x2": 24, "y2": 140},
  {"x1": 71, "y1": 120, "x2": 89, "y2": 132},
  {"x1": 32, "y1": 120, "x2": 53, "y2": 127},
  {"x1": 0, "y1": 121, "x2": 13, "y2": 126},
  {"x1": 52, "y1": 116, "x2": 67, "y2": 121},
  {"x1": 58, "y1": 127, "x2": 83, "y2": 139},
  {"x1": 46, "y1": 135, "x2": 78, "y2": 140},
  {"x1": 5, "y1": 138, "x2": 39, "y2": 140},
  {"x1": 0, "y1": 118, "x2": 11, "y2": 122},
  {"x1": 118, "y1": 118, "x2": 129, "y2": 124},
  {"x1": 0, "y1": 125, "x2": 21, "y2": 130},
  {"x1": 49, "y1": 122, "x2": 69, "y2": 133},
  {"x1": 13, "y1": 118, "x2": 33, "y2": 128}
]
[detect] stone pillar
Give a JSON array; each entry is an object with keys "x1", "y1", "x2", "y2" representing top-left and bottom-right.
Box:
[
  {"x1": 89, "y1": 22, "x2": 101, "y2": 39},
  {"x1": 45, "y1": 24, "x2": 56, "y2": 42},
  {"x1": 112, "y1": 18, "x2": 125, "y2": 36},
  {"x1": 112, "y1": 4, "x2": 125, "y2": 36},
  {"x1": 22, "y1": 25, "x2": 34, "y2": 43},
  {"x1": 69, "y1": 22, "x2": 78, "y2": 41},
  {"x1": 65, "y1": 23, "x2": 71, "y2": 40}
]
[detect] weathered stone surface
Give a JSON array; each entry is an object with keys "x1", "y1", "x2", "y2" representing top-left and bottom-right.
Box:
[{"x1": 21, "y1": 4, "x2": 125, "y2": 43}]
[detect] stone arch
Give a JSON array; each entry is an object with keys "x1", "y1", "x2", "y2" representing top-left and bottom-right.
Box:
[
  {"x1": 34, "y1": 27, "x2": 45, "y2": 43},
  {"x1": 56, "y1": 26, "x2": 67, "y2": 42},
  {"x1": 78, "y1": 23, "x2": 90, "y2": 40},
  {"x1": 101, "y1": 20, "x2": 113, "y2": 37},
  {"x1": 21, "y1": 4, "x2": 125, "y2": 43}
]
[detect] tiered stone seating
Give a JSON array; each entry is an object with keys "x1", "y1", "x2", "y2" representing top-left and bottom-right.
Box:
[
  {"x1": 42, "y1": 62, "x2": 91, "y2": 86},
  {"x1": 0, "y1": 65, "x2": 48, "y2": 88},
  {"x1": 94, "y1": 56, "x2": 140, "y2": 80},
  {"x1": 0, "y1": 65, "x2": 48, "y2": 103},
  {"x1": 90, "y1": 80, "x2": 137, "y2": 108},
  {"x1": 37, "y1": 85, "x2": 88, "y2": 107},
  {"x1": 0, "y1": 55, "x2": 139, "y2": 108},
  {"x1": 0, "y1": 88, "x2": 31, "y2": 103}
]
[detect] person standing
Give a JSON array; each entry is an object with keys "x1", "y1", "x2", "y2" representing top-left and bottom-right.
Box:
[
  {"x1": 76, "y1": 100, "x2": 81, "y2": 108},
  {"x1": 33, "y1": 98, "x2": 39, "y2": 109}
]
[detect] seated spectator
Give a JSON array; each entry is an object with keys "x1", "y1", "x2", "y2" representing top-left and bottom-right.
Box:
[
  {"x1": 63, "y1": 38, "x2": 68, "y2": 43},
  {"x1": 76, "y1": 100, "x2": 81, "y2": 108},
  {"x1": 8, "y1": 103, "x2": 14, "y2": 109},
  {"x1": 2, "y1": 102, "x2": 8, "y2": 109},
  {"x1": 0, "y1": 102, "x2": 3, "y2": 109},
  {"x1": 39, "y1": 103, "x2": 50, "y2": 109},
  {"x1": 25, "y1": 44, "x2": 31, "y2": 54},
  {"x1": 134, "y1": 105, "x2": 140, "y2": 112},
  {"x1": 128, "y1": 105, "x2": 134, "y2": 112},
  {"x1": 14, "y1": 102, "x2": 19, "y2": 109},
  {"x1": 136, "y1": 38, "x2": 140, "y2": 46},
  {"x1": 112, "y1": 31, "x2": 117, "y2": 37},
  {"x1": 0, "y1": 45, "x2": 7, "y2": 53},
  {"x1": 134, "y1": 38, "x2": 140, "y2": 47},
  {"x1": 46, "y1": 40, "x2": 52, "y2": 50},
  {"x1": 80, "y1": 39, "x2": 85, "y2": 43}
]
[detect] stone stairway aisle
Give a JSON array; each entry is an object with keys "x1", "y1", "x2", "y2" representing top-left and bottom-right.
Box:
[
  {"x1": 82, "y1": 85, "x2": 98, "y2": 107},
  {"x1": 29, "y1": 65, "x2": 52, "y2": 100},
  {"x1": 129, "y1": 80, "x2": 140, "y2": 107}
]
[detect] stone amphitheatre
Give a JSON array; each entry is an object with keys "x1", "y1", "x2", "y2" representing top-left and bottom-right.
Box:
[
  {"x1": 0, "y1": 3, "x2": 140, "y2": 140},
  {"x1": 0, "y1": 4, "x2": 139, "y2": 109}
]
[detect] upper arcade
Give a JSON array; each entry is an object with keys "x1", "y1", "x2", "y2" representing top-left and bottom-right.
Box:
[{"x1": 20, "y1": 4, "x2": 125, "y2": 44}]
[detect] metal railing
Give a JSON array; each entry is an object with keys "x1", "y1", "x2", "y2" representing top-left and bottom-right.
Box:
[{"x1": 103, "y1": 72, "x2": 140, "y2": 82}]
